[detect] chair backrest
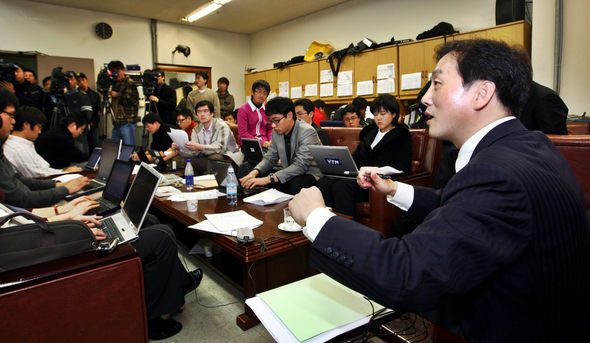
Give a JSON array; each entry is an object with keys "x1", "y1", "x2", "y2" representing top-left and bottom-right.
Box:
[
  {"x1": 547, "y1": 134, "x2": 590, "y2": 207},
  {"x1": 409, "y1": 129, "x2": 429, "y2": 174},
  {"x1": 567, "y1": 122, "x2": 590, "y2": 135},
  {"x1": 230, "y1": 125, "x2": 240, "y2": 144}
]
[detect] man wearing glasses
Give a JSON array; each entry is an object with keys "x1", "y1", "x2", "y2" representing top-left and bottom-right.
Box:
[
  {"x1": 237, "y1": 79, "x2": 273, "y2": 147},
  {"x1": 240, "y1": 97, "x2": 321, "y2": 195}
]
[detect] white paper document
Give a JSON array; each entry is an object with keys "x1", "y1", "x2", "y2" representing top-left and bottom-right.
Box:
[
  {"x1": 337, "y1": 83, "x2": 353, "y2": 97},
  {"x1": 378, "y1": 166, "x2": 403, "y2": 175},
  {"x1": 356, "y1": 80, "x2": 373, "y2": 96},
  {"x1": 377, "y1": 78, "x2": 395, "y2": 94},
  {"x1": 279, "y1": 82, "x2": 290, "y2": 97},
  {"x1": 290, "y1": 86, "x2": 302, "y2": 99},
  {"x1": 167, "y1": 128, "x2": 190, "y2": 152},
  {"x1": 52, "y1": 173, "x2": 83, "y2": 183},
  {"x1": 304, "y1": 84, "x2": 318, "y2": 97},
  {"x1": 205, "y1": 210, "x2": 263, "y2": 232},
  {"x1": 401, "y1": 72, "x2": 422, "y2": 90},
  {"x1": 320, "y1": 70, "x2": 333, "y2": 83},
  {"x1": 189, "y1": 220, "x2": 235, "y2": 236},
  {"x1": 167, "y1": 190, "x2": 220, "y2": 202},
  {"x1": 337, "y1": 71, "x2": 353, "y2": 85},
  {"x1": 156, "y1": 186, "x2": 181, "y2": 197},
  {"x1": 319, "y1": 83, "x2": 333, "y2": 97},
  {"x1": 377, "y1": 63, "x2": 395, "y2": 79},
  {"x1": 243, "y1": 189, "x2": 293, "y2": 206}
]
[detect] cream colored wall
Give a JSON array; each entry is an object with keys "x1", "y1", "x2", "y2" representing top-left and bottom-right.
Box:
[
  {"x1": 249, "y1": 0, "x2": 496, "y2": 71},
  {"x1": 532, "y1": 0, "x2": 589, "y2": 115},
  {"x1": 0, "y1": 0, "x2": 249, "y2": 103}
]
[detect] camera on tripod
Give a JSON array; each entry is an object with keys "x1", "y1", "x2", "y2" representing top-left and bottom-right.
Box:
[
  {"x1": 141, "y1": 69, "x2": 163, "y2": 97},
  {"x1": 0, "y1": 61, "x2": 17, "y2": 83},
  {"x1": 96, "y1": 66, "x2": 115, "y2": 96},
  {"x1": 49, "y1": 67, "x2": 69, "y2": 97}
]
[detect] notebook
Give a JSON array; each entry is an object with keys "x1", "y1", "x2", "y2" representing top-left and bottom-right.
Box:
[
  {"x1": 207, "y1": 159, "x2": 265, "y2": 198},
  {"x1": 119, "y1": 144, "x2": 135, "y2": 162},
  {"x1": 309, "y1": 145, "x2": 359, "y2": 179},
  {"x1": 98, "y1": 162, "x2": 162, "y2": 244},
  {"x1": 90, "y1": 138, "x2": 122, "y2": 188},
  {"x1": 83, "y1": 147, "x2": 102, "y2": 170},
  {"x1": 241, "y1": 138, "x2": 265, "y2": 164},
  {"x1": 91, "y1": 160, "x2": 135, "y2": 216}
]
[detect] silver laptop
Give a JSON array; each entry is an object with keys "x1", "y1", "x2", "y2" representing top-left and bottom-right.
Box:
[
  {"x1": 309, "y1": 145, "x2": 359, "y2": 179},
  {"x1": 98, "y1": 163, "x2": 162, "y2": 244},
  {"x1": 241, "y1": 138, "x2": 265, "y2": 164}
]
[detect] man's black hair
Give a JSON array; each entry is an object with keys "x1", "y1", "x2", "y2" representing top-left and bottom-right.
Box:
[
  {"x1": 370, "y1": 94, "x2": 401, "y2": 124},
  {"x1": 293, "y1": 98, "x2": 315, "y2": 115},
  {"x1": 182, "y1": 85, "x2": 193, "y2": 98},
  {"x1": 342, "y1": 104, "x2": 358, "y2": 117},
  {"x1": 65, "y1": 111, "x2": 89, "y2": 127},
  {"x1": 313, "y1": 99, "x2": 326, "y2": 109},
  {"x1": 435, "y1": 39, "x2": 532, "y2": 116},
  {"x1": 224, "y1": 111, "x2": 237, "y2": 121},
  {"x1": 195, "y1": 100, "x2": 215, "y2": 113},
  {"x1": 352, "y1": 97, "x2": 368, "y2": 110},
  {"x1": 108, "y1": 60, "x2": 125, "y2": 71},
  {"x1": 266, "y1": 97, "x2": 294, "y2": 118},
  {"x1": 195, "y1": 71, "x2": 209, "y2": 82},
  {"x1": 142, "y1": 112, "x2": 163, "y2": 125},
  {"x1": 42, "y1": 76, "x2": 51, "y2": 85},
  {"x1": 14, "y1": 106, "x2": 47, "y2": 131},
  {"x1": 176, "y1": 107, "x2": 194, "y2": 120},
  {"x1": 0, "y1": 88, "x2": 19, "y2": 112},
  {"x1": 22, "y1": 68, "x2": 36, "y2": 78},
  {"x1": 251, "y1": 80, "x2": 270, "y2": 94},
  {"x1": 217, "y1": 77, "x2": 229, "y2": 86}
]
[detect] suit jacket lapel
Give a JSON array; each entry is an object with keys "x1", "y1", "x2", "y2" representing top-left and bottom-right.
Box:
[{"x1": 472, "y1": 118, "x2": 527, "y2": 158}]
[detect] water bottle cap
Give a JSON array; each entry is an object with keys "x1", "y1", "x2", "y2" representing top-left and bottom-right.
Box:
[
  {"x1": 228, "y1": 166, "x2": 234, "y2": 172},
  {"x1": 186, "y1": 159, "x2": 191, "y2": 162}
]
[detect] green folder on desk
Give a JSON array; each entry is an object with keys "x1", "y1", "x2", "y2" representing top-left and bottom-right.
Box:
[{"x1": 246, "y1": 273, "x2": 391, "y2": 343}]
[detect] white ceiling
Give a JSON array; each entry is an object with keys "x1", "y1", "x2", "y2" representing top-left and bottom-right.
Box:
[{"x1": 27, "y1": 0, "x2": 351, "y2": 34}]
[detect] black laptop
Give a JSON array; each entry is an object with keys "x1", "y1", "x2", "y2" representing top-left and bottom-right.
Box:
[
  {"x1": 119, "y1": 144, "x2": 135, "y2": 162},
  {"x1": 90, "y1": 160, "x2": 135, "y2": 216},
  {"x1": 207, "y1": 159, "x2": 265, "y2": 198},
  {"x1": 241, "y1": 138, "x2": 265, "y2": 164},
  {"x1": 83, "y1": 147, "x2": 102, "y2": 170}
]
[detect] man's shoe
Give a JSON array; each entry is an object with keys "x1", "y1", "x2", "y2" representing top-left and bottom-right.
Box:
[
  {"x1": 148, "y1": 317, "x2": 182, "y2": 340},
  {"x1": 184, "y1": 268, "x2": 203, "y2": 295}
]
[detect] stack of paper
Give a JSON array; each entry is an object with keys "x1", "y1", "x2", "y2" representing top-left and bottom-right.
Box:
[
  {"x1": 243, "y1": 189, "x2": 293, "y2": 206},
  {"x1": 194, "y1": 174, "x2": 218, "y2": 189},
  {"x1": 156, "y1": 186, "x2": 181, "y2": 197},
  {"x1": 167, "y1": 190, "x2": 220, "y2": 202},
  {"x1": 246, "y1": 273, "x2": 391, "y2": 343},
  {"x1": 205, "y1": 210, "x2": 263, "y2": 232}
]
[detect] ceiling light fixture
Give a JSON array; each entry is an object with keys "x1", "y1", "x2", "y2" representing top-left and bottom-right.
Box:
[{"x1": 183, "y1": 0, "x2": 232, "y2": 23}]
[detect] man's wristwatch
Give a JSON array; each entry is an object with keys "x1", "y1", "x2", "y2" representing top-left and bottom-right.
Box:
[{"x1": 269, "y1": 173, "x2": 278, "y2": 183}]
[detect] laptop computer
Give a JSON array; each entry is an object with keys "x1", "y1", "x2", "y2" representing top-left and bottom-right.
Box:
[
  {"x1": 119, "y1": 144, "x2": 135, "y2": 162},
  {"x1": 309, "y1": 145, "x2": 359, "y2": 179},
  {"x1": 241, "y1": 138, "x2": 265, "y2": 164},
  {"x1": 98, "y1": 162, "x2": 163, "y2": 244},
  {"x1": 89, "y1": 138, "x2": 122, "y2": 188},
  {"x1": 90, "y1": 160, "x2": 135, "y2": 216},
  {"x1": 83, "y1": 147, "x2": 102, "y2": 170},
  {"x1": 207, "y1": 159, "x2": 265, "y2": 198}
]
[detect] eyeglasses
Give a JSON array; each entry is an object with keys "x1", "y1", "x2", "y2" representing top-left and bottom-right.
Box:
[
  {"x1": 176, "y1": 117, "x2": 187, "y2": 123},
  {"x1": 254, "y1": 89, "x2": 269, "y2": 96},
  {"x1": 295, "y1": 111, "x2": 309, "y2": 117},
  {"x1": 269, "y1": 116, "x2": 285, "y2": 126},
  {"x1": 343, "y1": 116, "x2": 359, "y2": 122},
  {"x1": 1, "y1": 111, "x2": 15, "y2": 118}
]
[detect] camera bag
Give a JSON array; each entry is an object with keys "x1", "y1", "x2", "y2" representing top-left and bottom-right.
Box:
[{"x1": 0, "y1": 212, "x2": 97, "y2": 272}]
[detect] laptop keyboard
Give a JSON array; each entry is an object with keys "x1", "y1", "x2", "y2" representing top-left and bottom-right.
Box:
[{"x1": 100, "y1": 217, "x2": 124, "y2": 241}]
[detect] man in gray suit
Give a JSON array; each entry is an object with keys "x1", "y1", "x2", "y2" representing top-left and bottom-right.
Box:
[{"x1": 240, "y1": 97, "x2": 321, "y2": 195}]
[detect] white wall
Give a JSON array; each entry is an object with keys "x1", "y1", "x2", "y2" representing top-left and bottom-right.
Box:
[
  {"x1": 249, "y1": 0, "x2": 496, "y2": 71},
  {"x1": 532, "y1": 0, "x2": 590, "y2": 115},
  {"x1": 0, "y1": 0, "x2": 250, "y2": 103}
]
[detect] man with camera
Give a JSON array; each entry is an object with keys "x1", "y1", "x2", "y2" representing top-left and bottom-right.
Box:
[
  {"x1": 0, "y1": 64, "x2": 44, "y2": 111},
  {"x1": 108, "y1": 60, "x2": 139, "y2": 146},
  {"x1": 147, "y1": 69, "x2": 177, "y2": 127},
  {"x1": 76, "y1": 72, "x2": 101, "y2": 151}
]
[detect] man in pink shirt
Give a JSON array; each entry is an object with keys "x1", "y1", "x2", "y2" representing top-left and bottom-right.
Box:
[{"x1": 237, "y1": 80, "x2": 272, "y2": 147}]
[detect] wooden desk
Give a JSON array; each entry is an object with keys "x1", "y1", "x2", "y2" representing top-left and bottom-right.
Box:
[{"x1": 150, "y1": 193, "x2": 317, "y2": 330}]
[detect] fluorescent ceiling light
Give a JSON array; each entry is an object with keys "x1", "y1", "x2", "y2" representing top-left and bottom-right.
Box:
[{"x1": 184, "y1": 0, "x2": 232, "y2": 22}]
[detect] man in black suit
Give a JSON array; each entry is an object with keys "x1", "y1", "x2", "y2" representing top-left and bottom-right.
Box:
[
  {"x1": 289, "y1": 39, "x2": 590, "y2": 343},
  {"x1": 148, "y1": 70, "x2": 177, "y2": 127},
  {"x1": 35, "y1": 111, "x2": 89, "y2": 169},
  {"x1": 519, "y1": 81, "x2": 568, "y2": 134}
]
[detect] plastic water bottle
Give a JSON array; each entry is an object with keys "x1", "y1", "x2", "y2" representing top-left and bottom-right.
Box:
[
  {"x1": 185, "y1": 159, "x2": 194, "y2": 191},
  {"x1": 225, "y1": 166, "x2": 238, "y2": 206}
]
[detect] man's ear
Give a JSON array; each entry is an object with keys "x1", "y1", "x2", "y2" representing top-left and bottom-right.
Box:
[
  {"x1": 286, "y1": 112, "x2": 294, "y2": 120},
  {"x1": 22, "y1": 122, "x2": 31, "y2": 131},
  {"x1": 473, "y1": 80, "x2": 495, "y2": 111}
]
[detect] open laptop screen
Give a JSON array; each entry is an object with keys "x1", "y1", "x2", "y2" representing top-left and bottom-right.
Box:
[
  {"x1": 119, "y1": 144, "x2": 135, "y2": 162},
  {"x1": 123, "y1": 164, "x2": 160, "y2": 229},
  {"x1": 102, "y1": 160, "x2": 134, "y2": 202},
  {"x1": 96, "y1": 139, "x2": 122, "y2": 182},
  {"x1": 86, "y1": 148, "x2": 101, "y2": 169}
]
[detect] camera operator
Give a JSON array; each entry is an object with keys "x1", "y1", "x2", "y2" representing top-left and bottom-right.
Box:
[
  {"x1": 0, "y1": 64, "x2": 44, "y2": 111},
  {"x1": 63, "y1": 71, "x2": 92, "y2": 155},
  {"x1": 76, "y1": 72, "x2": 101, "y2": 151},
  {"x1": 147, "y1": 69, "x2": 177, "y2": 127},
  {"x1": 108, "y1": 60, "x2": 139, "y2": 146}
]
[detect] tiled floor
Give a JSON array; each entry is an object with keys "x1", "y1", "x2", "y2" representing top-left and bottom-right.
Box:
[{"x1": 154, "y1": 248, "x2": 275, "y2": 343}]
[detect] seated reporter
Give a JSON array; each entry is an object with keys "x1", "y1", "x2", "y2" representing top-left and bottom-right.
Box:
[
  {"x1": 141, "y1": 112, "x2": 176, "y2": 163},
  {"x1": 317, "y1": 94, "x2": 411, "y2": 217},
  {"x1": 35, "y1": 111, "x2": 89, "y2": 169}
]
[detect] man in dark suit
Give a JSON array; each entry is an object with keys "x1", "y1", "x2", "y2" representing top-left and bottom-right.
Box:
[
  {"x1": 519, "y1": 81, "x2": 568, "y2": 134},
  {"x1": 35, "y1": 111, "x2": 89, "y2": 169},
  {"x1": 148, "y1": 70, "x2": 177, "y2": 127},
  {"x1": 289, "y1": 39, "x2": 590, "y2": 343}
]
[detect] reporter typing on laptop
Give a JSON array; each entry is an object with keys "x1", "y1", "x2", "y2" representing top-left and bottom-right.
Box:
[{"x1": 316, "y1": 94, "x2": 411, "y2": 217}]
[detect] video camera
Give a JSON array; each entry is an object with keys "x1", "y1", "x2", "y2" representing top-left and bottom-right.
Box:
[
  {"x1": 141, "y1": 69, "x2": 163, "y2": 97},
  {"x1": 0, "y1": 61, "x2": 17, "y2": 83},
  {"x1": 49, "y1": 66, "x2": 69, "y2": 96},
  {"x1": 96, "y1": 66, "x2": 115, "y2": 95}
]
